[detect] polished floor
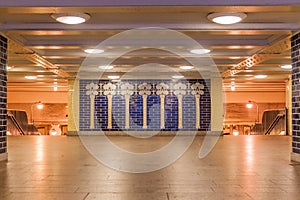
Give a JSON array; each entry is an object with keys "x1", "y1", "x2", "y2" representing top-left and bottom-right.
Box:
[{"x1": 0, "y1": 135, "x2": 300, "y2": 200}]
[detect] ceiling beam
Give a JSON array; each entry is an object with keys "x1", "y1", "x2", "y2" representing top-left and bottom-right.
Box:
[
  {"x1": 8, "y1": 39, "x2": 70, "y2": 78},
  {"x1": 1, "y1": 0, "x2": 300, "y2": 6},
  {"x1": 222, "y1": 36, "x2": 291, "y2": 78},
  {"x1": 1, "y1": 22, "x2": 299, "y2": 31},
  {"x1": 23, "y1": 39, "x2": 271, "y2": 47}
]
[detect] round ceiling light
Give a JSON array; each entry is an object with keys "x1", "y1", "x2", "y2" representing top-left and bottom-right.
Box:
[
  {"x1": 190, "y1": 48, "x2": 211, "y2": 55},
  {"x1": 207, "y1": 12, "x2": 247, "y2": 25},
  {"x1": 25, "y1": 76, "x2": 37, "y2": 80},
  {"x1": 6, "y1": 65, "x2": 13, "y2": 70},
  {"x1": 254, "y1": 75, "x2": 267, "y2": 79},
  {"x1": 99, "y1": 65, "x2": 114, "y2": 70},
  {"x1": 108, "y1": 75, "x2": 120, "y2": 80},
  {"x1": 84, "y1": 49, "x2": 104, "y2": 54},
  {"x1": 51, "y1": 13, "x2": 90, "y2": 24},
  {"x1": 172, "y1": 75, "x2": 184, "y2": 79},
  {"x1": 280, "y1": 64, "x2": 292, "y2": 69},
  {"x1": 180, "y1": 65, "x2": 194, "y2": 70}
]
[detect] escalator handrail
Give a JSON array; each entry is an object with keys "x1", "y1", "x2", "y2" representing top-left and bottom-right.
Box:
[
  {"x1": 264, "y1": 113, "x2": 284, "y2": 135},
  {"x1": 7, "y1": 113, "x2": 26, "y2": 135}
]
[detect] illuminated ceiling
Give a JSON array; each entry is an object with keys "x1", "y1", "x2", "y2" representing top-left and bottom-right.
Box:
[{"x1": 0, "y1": 2, "x2": 299, "y2": 92}]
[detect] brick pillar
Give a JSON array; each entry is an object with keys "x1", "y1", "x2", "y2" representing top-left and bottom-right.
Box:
[
  {"x1": 0, "y1": 35, "x2": 7, "y2": 161},
  {"x1": 291, "y1": 32, "x2": 300, "y2": 162}
]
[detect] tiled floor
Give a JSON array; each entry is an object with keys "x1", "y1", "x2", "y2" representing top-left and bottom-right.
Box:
[{"x1": 0, "y1": 135, "x2": 300, "y2": 200}]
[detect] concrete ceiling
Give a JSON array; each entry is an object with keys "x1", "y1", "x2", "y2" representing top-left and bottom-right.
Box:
[{"x1": 0, "y1": 2, "x2": 299, "y2": 92}]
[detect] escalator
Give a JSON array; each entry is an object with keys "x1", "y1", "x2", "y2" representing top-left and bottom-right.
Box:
[
  {"x1": 251, "y1": 109, "x2": 286, "y2": 135},
  {"x1": 7, "y1": 109, "x2": 40, "y2": 135}
]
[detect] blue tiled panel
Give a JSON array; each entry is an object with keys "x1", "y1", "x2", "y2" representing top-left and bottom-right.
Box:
[
  {"x1": 292, "y1": 32, "x2": 300, "y2": 154},
  {"x1": 79, "y1": 79, "x2": 211, "y2": 132},
  {"x1": 95, "y1": 95, "x2": 108, "y2": 129},
  {"x1": 111, "y1": 95, "x2": 125, "y2": 130},
  {"x1": 147, "y1": 95, "x2": 160, "y2": 129},
  {"x1": 200, "y1": 80, "x2": 211, "y2": 131},
  {"x1": 130, "y1": 95, "x2": 143, "y2": 129},
  {"x1": 79, "y1": 80, "x2": 91, "y2": 130},
  {"x1": 164, "y1": 95, "x2": 178, "y2": 131},
  {"x1": 182, "y1": 94, "x2": 196, "y2": 129}
]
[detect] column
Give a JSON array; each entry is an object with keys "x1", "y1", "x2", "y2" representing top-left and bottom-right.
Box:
[
  {"x1": 90, "y1": 95, "x2": 95, "y2": 129},
  {"x1": 142, "y1": 95, "x2": 147, "y2": 129},
  {"x1": 210, "y1": 77, "x2": 224, "y2": 132},
  {"x1": 177, "y1": 95, "x2": 183, "y2": 129},
  {"x1": 107, "y1": 95, "x2": 113, "y2": 129},
  {"x1": 125, "y1": 95, "x2": 130, "y2": 129},
  {"x1": 291, "y1": 32, "x2": 300, "y2": 162},
  {"x1": 195, "y1": 95, "x2": 200, "y2": 129},
  {"x1": 160, "y1": 95, "x2": 165, "y2": 129},
  {"x1": 67, "y1": 78, "x2": 79, "y2": 135},
  {"x1": 0, "y1": 35, "x2": 7, "y2": 161}
]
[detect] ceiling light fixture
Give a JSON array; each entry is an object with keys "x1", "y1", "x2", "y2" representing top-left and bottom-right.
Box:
[
  {"x1": 6, "y1": 65, "x2": 12, "y2": 70},
  {"x1": 180, "y1": 65, "x2": 194, "y2": 70},
  {"x1": 53, "y1": 86, "x2": 58, "y2": 91},
  {"x1": 84, "y1": 49, "x2": 104, "y2": 54},
  {"x1": 108, "y1": 75, "x2": 120, "y2": 80},
  {"x1": 230, "y1": 82, "x2": 235, "y2": 91},
  {"x1": 280, "y1": 64, "x2": 292, "y2": 69},
  {"x1": 172, "y1": 75, "x2": 184, "y2": 79},
  {"x1": 99, "y1": 65, "x2": 114, "y2": 70},
  {"x1": 254, "y1": 75, "x2": 267, "y2": 79},
  {"x1": 51, "y1": 13, "x2": 90, "y2": 24},
  {"x1": 25, "y1": 76, "x2": 37, "y2": 80},
  {"x1": 207, "y1": 12, "x2": 247, "y2": 25},
  {"x1": 190, "y1": 48, "x2": 211, "y2": 55}
]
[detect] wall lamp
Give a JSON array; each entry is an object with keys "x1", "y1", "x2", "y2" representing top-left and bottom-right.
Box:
[
  {"x1": 30, "y1": 101, "x2": 44, "y2": 124},
  {"x1": 246, "y1": 100, "x2": 259, "y2": 123}
]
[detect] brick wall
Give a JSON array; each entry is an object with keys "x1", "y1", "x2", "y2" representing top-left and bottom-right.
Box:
[
  {"x1": 79, "y1": 79, "x2": 211, "y2": 132},
  {"x1": 0, "y1": 35, "x2": 7, "y2": 159},
  {"x1": 292, "y1": 32, "x2": 300, "y2": 155}
]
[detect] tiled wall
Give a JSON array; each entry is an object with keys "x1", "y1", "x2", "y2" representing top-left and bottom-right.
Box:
[
  {"x1": 292, "y1": 32, "x2": 300, "y2": 155},
  {"x1": 80, "y1": 79, "x2": 211, "y2": 132},
  {"x1": 0, "y1": 35, "x2": 7, "y2": 158}
]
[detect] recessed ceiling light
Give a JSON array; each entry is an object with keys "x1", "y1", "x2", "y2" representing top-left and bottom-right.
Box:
[
  {"x1": 230, "y1": 82, "x2": 235, "y2": 91},
  {"x1": 207, "y1": 12, "x2": 247, "y2": 25},
  {"x1": 280, "y1": 64, "x2": 292, "y2": 69},
  {"x1": 108, "y1": 75, "x2": 120, "y2": 79},
  {"x1": 245, "y1": 74, "x2": 253, "y2": 77},
  {"x1": 172, "y1": 75, "x2": 184, "y2": 79},
  {"x1": 51, "y1": 13, "x2": 90, "y2": 24},
  {"x1": 25, "y1": 76, "x2": 37, "y2": 80},
  {"x1": 53, "y1": 86, "x2": 58, "y2": 91},
  {"x1": 84, "y1": 49, "x2": 104, "y2": 54},
  {"x1": 254, "y1": 75, "x2": 267, "y2": 79},
  {"x1": 99, "y1": 65, "x2": 114, "y2": 70},
  {"x1": 6, "y1": 66, "x2": 12, "y2": 70},
  {"x1": 190, "y1": 48, "x2": 211, "y2": 55},
  {"x1": 180, "y1": 65, "x2": 194, "y2": 70}
]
